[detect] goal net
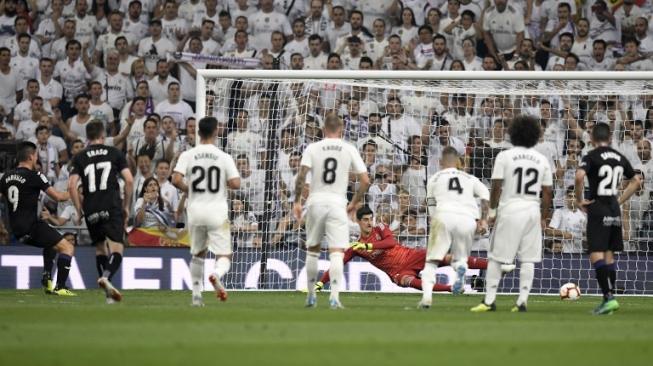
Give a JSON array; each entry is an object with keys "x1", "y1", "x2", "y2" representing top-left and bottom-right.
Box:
[{"x1": 196, "y1": 70, "x2": 653, "y2": 295}]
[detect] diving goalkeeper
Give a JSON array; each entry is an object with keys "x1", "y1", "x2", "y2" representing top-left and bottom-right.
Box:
[{"x1": 317, "y1": 206, "x2": 488, "y2": 292}]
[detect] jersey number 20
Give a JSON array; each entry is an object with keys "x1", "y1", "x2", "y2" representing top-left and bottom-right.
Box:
[
  {"x1": 191, "y1": 166, "x2": 221, "y2": 193},
  {"x1": 598, "y1": 165, "x2": 624, "y2": 196}
]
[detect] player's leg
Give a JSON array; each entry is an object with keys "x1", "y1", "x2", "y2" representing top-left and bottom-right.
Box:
[
  {"x1": 324, "y1": 206, "x2": 349, "y2": 309},
  {"x1": 41, "y1": 247, "x2": 57, "y2": 294},
  {"x1": 51, "y1": 237, "x2": 76, "y2": 296},
  {"x1": 393, "y1": 272, "x2": 451, "y2": 292},
  {"x1": 586, "y1": 205, "x2": 617, "y2": 314},
  {"x1": 421, "y1": 215, "x2": 452, "y2": 308},
  {"x1": 207, "y1": 220, "x2": 232, "y2": 302},
  {"x1": 189, "y1": 225, "x2": 209, "y2": 306},
  {"x1": 95, "y1": 241, "x2": 109, "y2": 278},
  {"x1": 441, "y1": 254, "x2": 489, "y2": 269},
  {"x1": 304, "y1": 205, "x2": 325, "y2": 307},
  {"x1": 450, "y1": 218, "x2": 477, "y2": 294},
  {"x1": 513, "y1": 209, "x2": 542, "y2": 312}
]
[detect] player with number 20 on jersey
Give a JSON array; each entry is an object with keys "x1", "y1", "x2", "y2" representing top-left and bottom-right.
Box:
[
  {"x1": 69, "y1": 121, "x2": 134, "y2": 303},
  {"x1": 172, "y1": 117, "x2": 241, "y2": 307},
  {"x1": 293, "y1": 113, "x2": 370, "y2": 309},
  {"x1": 0, "y1": 142, "x2": 76, "y2": 296},
  {"x1": 471, "y1": 115, "x2": 553, "y2": 313},
  {"x1": 575, "y1": 123, "x2": 641, "y2": 315}
]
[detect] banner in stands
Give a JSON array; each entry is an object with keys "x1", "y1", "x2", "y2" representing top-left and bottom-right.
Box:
[{"x1": 0, "y1": 246, "x2": 651, "y2": 294}]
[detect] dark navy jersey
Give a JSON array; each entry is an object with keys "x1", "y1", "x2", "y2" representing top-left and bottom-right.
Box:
[
  {"x1": 70, "y1": 144, "x2": 128, "y2": 214},
  {"x1": 578, "y1": 146, "x2": 636, "y2": 203},
  {"x1": 0, "y1": 168, "x2": 50, "y2": 232}
]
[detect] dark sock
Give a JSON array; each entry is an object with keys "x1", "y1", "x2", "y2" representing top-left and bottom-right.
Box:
[
  {"x1": 56, "y1": 254, "x2": 72, "y2": 289},
  {"x1": 96, "y1": 255, "x2": 109, "y2": 277},
  {"x1": 607, "y1": 263, "x2": 617, "y2": 294},
  {"x1": 43, "y1": 247, "x2": 56, "y2": 277},
  {"x1": 593, "y1": 260, "x2": 612, "y2": 300},
  {"x1": 102, "y1": 253, "x2": 123, "y2": 281}
]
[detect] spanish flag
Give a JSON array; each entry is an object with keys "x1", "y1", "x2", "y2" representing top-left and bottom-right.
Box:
[{"x1": 128, "y1": 227, "x2": 190, "y2": 247}]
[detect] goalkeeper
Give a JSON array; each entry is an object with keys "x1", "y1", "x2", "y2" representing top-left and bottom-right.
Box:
[{"x1": 317, "y1": 206, "x2": 488, "y2": 292}]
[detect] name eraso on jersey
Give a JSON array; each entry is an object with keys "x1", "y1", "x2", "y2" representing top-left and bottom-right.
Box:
[
  {"x1": 193, "y1": 152, "x2": 219, "y2": 160},
  {"x1": 3, "y1": 175, "x2": 26, "y2": 184},
  {"x1": 512, "y1": 153, "x2": 542, "y2": 164},
  {"x1": 86, "y1": 149, "x2": 109, "y2": 158},
  {"x1": 601, "y1": 152, "x2": 622, "y2": 161}
]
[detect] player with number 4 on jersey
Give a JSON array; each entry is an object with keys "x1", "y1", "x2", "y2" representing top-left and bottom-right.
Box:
[
  {"x1": 172, "y1": 117, "x2": 241, "y2": 307},
  {"x1": 69, "y1": 121, "x2": 134, "y2": 303},
  {"x1": 293, "y1": 113, "x2": 370, "y2": 309}
]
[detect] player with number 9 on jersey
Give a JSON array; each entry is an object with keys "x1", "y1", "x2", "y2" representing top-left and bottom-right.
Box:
[
  {"x1": 69, "y1": 121, "x2": 134, "y2": 303},
  {"x1": 471, "y1": 115, "x2": 553, "y2": 313},
  {"x1": 172, "y1": 117, "x2": 241, "y2": 307},
  {"x1": 0, "y1": 142, "x2": 76, "y2": 296},
  {"x1": 575, "y1": 123, "x2": 642, "y2": 315},
  {"x1": 292, "y1": 113, "x2": 370, "y2": 309}
]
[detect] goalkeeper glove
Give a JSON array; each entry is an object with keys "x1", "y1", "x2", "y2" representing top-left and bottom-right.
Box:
[
  {"x1": 351, "y1": 241, "x2": 373, "y2": 251},
  {"x1": 314, "y1": 281, "x2": 324, "y2": 292}
]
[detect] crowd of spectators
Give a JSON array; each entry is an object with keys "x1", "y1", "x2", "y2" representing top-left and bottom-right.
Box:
[{"x1": 1, "y1": 0, "x2": 653, "y2": 253}]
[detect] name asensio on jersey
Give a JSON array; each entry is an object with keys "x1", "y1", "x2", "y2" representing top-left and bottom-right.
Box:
[
  {"x1": 193, "y1": 153, "x2": 219, "y2": 160},
  {"x1": 322, "y1": 145, "x2": 342, "y2": 151},
  {"x1": 511, "y1": 153, "x2": 541, "y2": 164},
  {"x1": 87, "y1": 149, "x2": 109, "y2": 158}
]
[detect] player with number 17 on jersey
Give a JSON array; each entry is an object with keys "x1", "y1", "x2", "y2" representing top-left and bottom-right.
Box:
[
  {"x1": 69, "y1": 121, "x2": 134, "y2": 303},
  {"x1": 574, "y1": 123, "x2": 641, "y2": 315},
  {"x1": 293, "y1": 113, "x2": 370, "y2": 309},
  {"x1": 471, "y1": 115, "x2": 553, "y2": 313},
  {"x1": 172, "y1": 117, "x2": 241, "y2": 307}
]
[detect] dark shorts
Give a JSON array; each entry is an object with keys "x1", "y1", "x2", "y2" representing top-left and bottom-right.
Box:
[
  {"x1": 15, "y1": 221, "x2": 64, "y2": 248},
  {"x1": 587, "y1": 201, "x2": 623, "y2": 253},
  {"x1": 85, "y1": 209, "x2": 125, "y2": 245}
]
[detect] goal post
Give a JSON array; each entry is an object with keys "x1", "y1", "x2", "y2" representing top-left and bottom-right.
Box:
[{"x1": 196, "y1": 69, "x2": 653, "y2": 295}]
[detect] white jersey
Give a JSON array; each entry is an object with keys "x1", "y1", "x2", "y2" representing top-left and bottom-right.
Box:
[
  {"x1": 426, "y1": 167, "x2": 489, "y2": 220},
  {"x1": 491, "y1": 146, "x2": 553, "y2": 213},
  {"x1": 300, "y1": 138, "x2": 366, "y2": 206},
  {"x1": 174, "y1": 144, "x2": 240, "y2": 225}
]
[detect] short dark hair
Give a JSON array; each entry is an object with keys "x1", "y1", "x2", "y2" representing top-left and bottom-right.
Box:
[
  {"x1": 86, "y1": 120, "x2": 105, "y2": 140},
  {"x1": 155, "y1": 159, "x2": 170, "y2": 168},
  {"x1": 433, "y1": 34, "x2": 446, "y2": 43},
  {"x1": 308, "y1": 34, "x2": 322, "y2": 42},
  {"x1": 593, "y1": 39, "x2": 607, "y2": 49},
  {"x1": 509, "y1": 115, "x2": 541, "y2": 148},
  {"x1": 198, "y1": 116, "x2": 218, "y2": 139},
  {"x1": 592, "y1": 123, "x2": 611, "y2": 143},
  {"x1": 418, "y1": 25, "x2": 433, "y2": 34},
  {"x1": 461, "y1": 10, "x2": 475, "y2": 21},
  {"x1": 441, "y1": 146, "x2": 459, "y2": 160},
  {"x1": 16, "y1": 141, "x2": 37, "y2": 163},
  {"x1": 356, "y1": 205, "x2": 373, "y2": 220},
  {"x1": 35, "y1": 125, "x2": 49, "y2": 136},
  {"x1": 74, "y1": 94, "x2": 90, "y2": 103}
]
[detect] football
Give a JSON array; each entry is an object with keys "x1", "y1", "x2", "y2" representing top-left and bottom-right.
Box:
[{"x1": 560, "y1": 283, "x2": 581, "y2": 301}]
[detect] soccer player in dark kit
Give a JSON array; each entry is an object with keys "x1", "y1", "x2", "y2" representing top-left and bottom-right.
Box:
[
  {"x1": 69, "y1": 121, "x2": 134, "y2": 303},
  {"x1": 575, "y1": 123, "x2": 642, "y2": 315},
  {"x1": 0, "y1": 142, "x2": 76, "y2": 296}
]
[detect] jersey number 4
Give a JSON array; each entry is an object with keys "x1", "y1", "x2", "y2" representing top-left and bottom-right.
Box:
[
  {"x1": 448, "y1": 177, "x2": 463, "y2": 194},
  {"x1": 191, "y1": 166, "x2": 221, "y2": 193},
  {"x1": 514, "y1": 167, "x2": 539, "y2": 195},
  {"x1": 84, "y1": 162, "x2": 112, "y2": 193},
  {"x1": 598, "y1": 165, "x2": 624, "y2": 196}
]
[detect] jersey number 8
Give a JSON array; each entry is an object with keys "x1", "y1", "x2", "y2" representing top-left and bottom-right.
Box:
[{"x1": 322, "y1": 158, "x2": 337, "y2": 184}]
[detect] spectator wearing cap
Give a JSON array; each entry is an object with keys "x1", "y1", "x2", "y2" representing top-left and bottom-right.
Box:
[
  {"x1": 286, "y1": 18, "x2": 310, "y2": 58},
  {"x1": 482, "y1": 0, "x2": 525, "y2": 69},
  {"x1": 326, "y1": 5, "x2": 351, "y2": 51},
  {"x1": 249, "y1": 0, "x2": 292, "y2": 51},
  {"x1": 589, "y1": 0, "x2": 619, "y2": 46},
  {"x1": 304, "y1": 34, "x2": 327, "y2": 69},
  {"x1": 342, "y1": 35, "x2": 364, "y2": 70},
  {"x1": 138, "y1": 19, "x2": 175, "y2": 74}
]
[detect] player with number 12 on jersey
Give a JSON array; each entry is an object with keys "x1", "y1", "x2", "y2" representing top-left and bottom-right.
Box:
[
  {"x1": 293, "y1": 113, "x2": 370, "y2": 309},
  {"x1": 0, "y1": 142, "x2": 76, "y2": 296},
  {"x1": 420, "y1": 146, "x2": 490, "y2": 309},
  {"x1": 69, "y1": 121, "x2": 134, "y2": 303},
  {"x1": 575, "y1": 123, "x2": 641, "y2": 315},
  {"x1": 471, "y1": 115, "x2": 553, "y2": 313},
  {"x1": 172, "y1": 117, "x2": 241, "y2": 307}
]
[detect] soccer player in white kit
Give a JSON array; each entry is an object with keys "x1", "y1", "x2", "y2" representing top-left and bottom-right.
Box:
[
  {"x1": 420, "y1": 147, "x2": 490, "y2": 308},
  {"x1": 172, "y1": 117, "x2": 241, "y2": 307},
  {"x1": 471, "y1": 115, "x2": 553, "y2": 313},
  {"x1": 292, "y1": 113, "x2": 370, "y2": 309}
]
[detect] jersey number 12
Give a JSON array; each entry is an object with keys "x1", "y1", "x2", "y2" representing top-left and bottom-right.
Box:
[{"x1": 513, "y1": 167, "x2": 539, "y2": 195}]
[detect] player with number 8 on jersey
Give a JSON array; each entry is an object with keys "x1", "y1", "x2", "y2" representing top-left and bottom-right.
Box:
[
  {"x1": 575, "y1": 123, "x2": 642, "y2": 315},
  {"x1": 69, "y1": 121, "x2": 134, "y2": 304}
]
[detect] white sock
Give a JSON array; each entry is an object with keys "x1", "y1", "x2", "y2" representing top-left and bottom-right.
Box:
[
  {"x1": 306, "y1": 251, "x2": 319, "y2": 297},
  {"x1": 484, "y1": 260, "x2": 502, "y2": 305},
  {"x1": 329, "y1": 251, "x2": 344, "y2": 303},
  {"x1": 517, "y1": 262, "x2": 535, "y2": 306},
  {"x1": 214, "y1": 256, "x2": 231, "y2": 279},
  {"x1": 421, "y1": 262, "x2": 438, "y2": 303},
  {"x1": 190, "y1": 256, "x2": 204, "y2": 297}
]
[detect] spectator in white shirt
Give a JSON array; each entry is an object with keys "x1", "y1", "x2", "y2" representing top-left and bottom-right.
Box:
[
  {"x1": 304, "y1": 0, "x2": 329, "y2": 39},
  {"x1": 154, "y1": 82, "x2": 194, "y2": 130},
  {"x1": 285, "y1": 18, "x2": 309, "y2": 58},
  {"x1": 248, "y1": 0, "x2": 292, "y2": 51},
  {"x1": 50, "y1": 18, "x2": 76, "y2": 62},
  {"x1": 123, "y1": 0, "x2": 149, "y2": 45},
  {"x1": 342, "y1": 35, "x2": 364, "y2": 70},
  {"x1": 334, "y1": 10, "x2": 372, "y2": 56},
  {"x1": 95, "y1": 10, "x2": 127, "y2": 65},
  {"x1": 160, "y1": 0, "x2": 189, "y2": 48},
  {"x1": 571, "y1": 18, "x2": 593, "y2": 66},
  {"x1": 461, "y1": 37, "x2": 483, "y2": 70},
  {"x1": 413, "y1": 25, "x2": 434, "y2": 68},
  {"x1": 614, "y1": 0, "x2": 643, "y2": 35},
  {"x1": 138, "y1": 19, "x2": 176, "y2": 74},
  {"x1": 443, "y1": 9, "x2": 478, "y2": 61},
  {"x1": 116, "y1": 36, "x2": 137, "y2": 76},
  {"x1": 3, "y1": 16, "x2": 41, "y2": 58},
  {"x1": 586, "y1": 39, "x2": 615, "y2": 71},
  {"x1": 148, "y1": 59, "x2": 180, "y2": 104},
  {"x1": 618, "y1": 38, "x2": 653, "y2": 71},
  {"x1": 542, "y1": 32, "x2": 574, "y2": 70},
  {"x1": 38, "y1": 58, "x2": 63, "y2": 109},
  {"x1": 391, "y1": 7, "x2": 418, "y2": 46},
  {"x1": 589, "y1": 0, "x2": 619, "y2": 46},
  {"x1": 10, "y1": 33, "x2": 38, "y2": 91},
  {"x1": 289, "y1": 52, "x2": 304, "y2": 70},
  {"x1": 482, "y1": 0, "x2": 525, "y2": 68},
  {"x1": 635, "y1": 17, "x2": 653, "y2": 55},
  {"x1": 424, "y1": 34, "x2": 453, "y2": 71},
  {"x1": 304, "y1": 34, "x2": 327, "y2": 69},
  {"x1": 541, "y1": 2, "x2": 574, "y2": 49},
  {"x1": 326, "y1": 5, "x2": 351, "y2": 51}
]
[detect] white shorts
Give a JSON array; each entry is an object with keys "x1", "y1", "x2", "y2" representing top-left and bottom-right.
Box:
[
  {"x1": 305, "y1": 203, "x2": 349, "y2": 249},
  {"x1": 189, "y1": 220, "x2": 231, "y2": 256},
  {"x1": 489, "y1": 207, "x2": 542, "y2": 263},
  {"x1": 426, "y1": 213, "x2": 477, "y2": 262}
]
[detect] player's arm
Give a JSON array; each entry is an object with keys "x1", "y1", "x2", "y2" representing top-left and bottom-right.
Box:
[
  {"x1": 618, "y1": 173, "x2": 643, "y2": 206},
  {"x1": 489, "y1": 179, "x2": 502, "y2": 210},
  {"x1": 45, "y1": 186, "x2": 69, "y2": 202},
  {"x1": 541, "y1": 185, "x2": 553, "y2": 225},
  {"x1": 68, "y1": 173, "x2": 83, "y2": 223},
  {"x1": 574, "y1": 158, "x2": 593, "y2": 210},
  {"x1": 348, "y1": 149, "x2": 371, "y2": 215},
  {"x1": 171, "y1": 172, "x2": 188, "y2": 193},
  {"x1": 121, "y1": 168, "x2": 134, "y2": 219},
  {"x1": 474, "y1": 178, "x2": 491, "y2": 234},
  {"x1": 292, "y1": 165, "x2": 310, "y2": 220}
]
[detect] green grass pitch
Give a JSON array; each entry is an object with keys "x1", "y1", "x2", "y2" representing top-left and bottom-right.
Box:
[{"x1": 0, "y1": 290, "x2": 651, "y2": 366}]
